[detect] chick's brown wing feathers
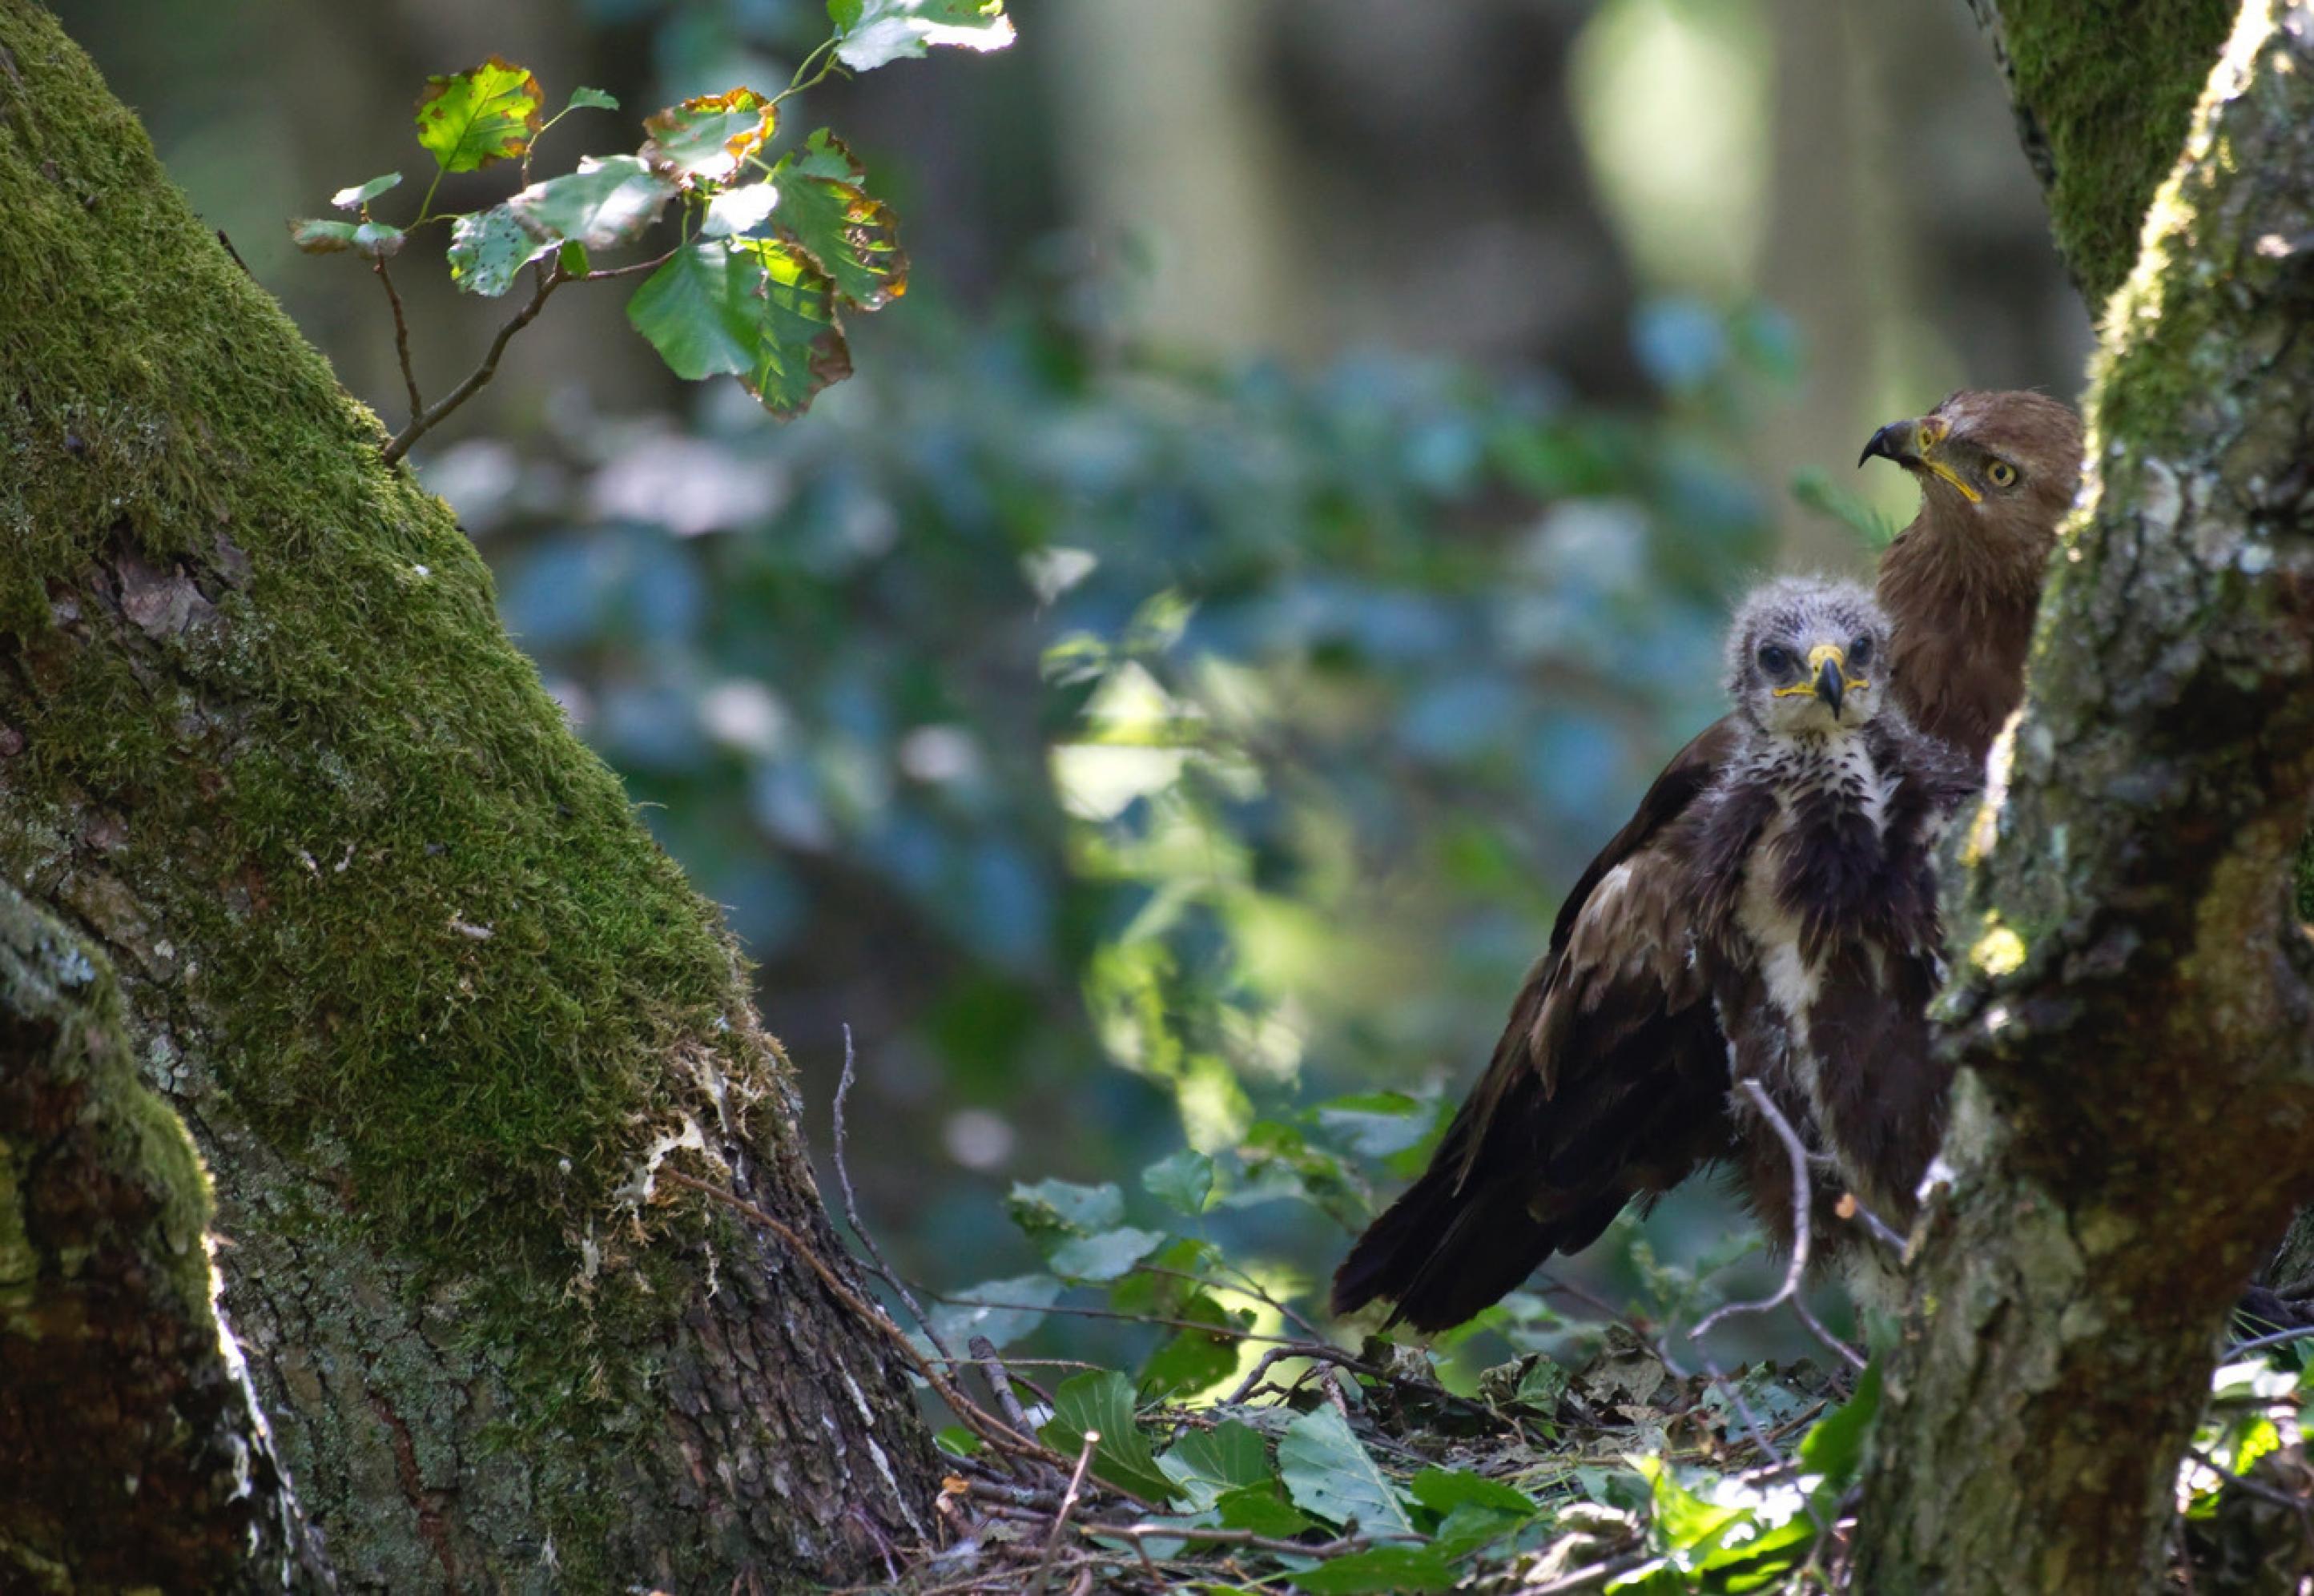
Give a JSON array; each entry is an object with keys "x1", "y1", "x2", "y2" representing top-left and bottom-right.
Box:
[{"x1": 1332, "y1": 721, "x2": 1741, "y2": 1330}]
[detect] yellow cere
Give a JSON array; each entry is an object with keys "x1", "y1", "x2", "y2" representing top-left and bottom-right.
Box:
[{"x1": 1771, "y1": 643, "x2": 1870, "y2": 698}]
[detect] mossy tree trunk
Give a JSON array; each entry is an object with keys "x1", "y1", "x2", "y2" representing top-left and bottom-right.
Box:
[
  {"x1": 1855, "y1": 3, "x2": 2314, "y2": 1589},
  {"x1": 0, "y1": 4, "x2": 942, "y2": 1590}
]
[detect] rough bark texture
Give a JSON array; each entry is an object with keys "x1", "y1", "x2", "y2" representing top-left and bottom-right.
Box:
[
  {"x1": 1966, "y1": 0, "x2": 2238, "y2": 308},
  {"x1": 0, "y1": 883, "x2": 332, "y2": 1590},
  {"x1": 1855, "y1": 4, "x2": 2314, "y2": 1590},
  {"x1": 0, "y1": 5, "x2": 942, "y2": 1590}
]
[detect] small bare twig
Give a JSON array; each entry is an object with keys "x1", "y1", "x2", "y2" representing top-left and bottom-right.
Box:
[
  {"x1": 215, "y1": 230, "x2": 254, "y2": 279},
  {"x1": 380, "y1": 262, "x2": 561, "y2": 466},
  {"x1": 577, "y1": 246, "x2": 681, "y2": 282},
  {"x1": 372, "y1": 255, "x2": 423, "y2": 423},
  {"x1": 834, "y1": 1024, "x2": 952, "y2": 1361},
  {"x1": 1690, "y1": 1081, "x2": 1813, "y2": 1341},
  {"x1": 1024, "y1": 1429, "x2": 1099, "y2": 1596},
  {"x1": 2227, "y1": 1323, "x2": 2314, "y2": 1360}
]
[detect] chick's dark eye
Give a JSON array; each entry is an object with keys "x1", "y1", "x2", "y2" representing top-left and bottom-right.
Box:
[
  {"x1": 1849, "y1": 636, "x2": 1873, "y2": 667},
  {"x1": 1757, "y1": 645, "x2": 1791, "y2": 674},
  {"x1": 1986, "y1": 460, "x2": 2018, "y2": 488}
]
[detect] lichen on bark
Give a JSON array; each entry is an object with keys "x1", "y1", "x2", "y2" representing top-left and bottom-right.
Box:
[
  {"x1": 1857, "y1": 3, "x2": 2314, "y2": 1589},
  {"x1": 0, "y1": 2, "x2": 940, "y2": 1587}
]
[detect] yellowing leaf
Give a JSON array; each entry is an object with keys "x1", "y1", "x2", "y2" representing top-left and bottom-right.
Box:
[
  {"x1": 767, "y1": 131, "x2": 908, "y2": 311},
  {"x1": 415, "y1": 58, "x2": 545, "y2": 174},
  {"x1": 640, "y1": 89, "x2": 776, "y2": 186}
]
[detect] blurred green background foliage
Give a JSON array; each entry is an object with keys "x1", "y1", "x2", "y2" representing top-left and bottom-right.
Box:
[{"x1": 70, "y1": 0, "x2": 2091, "y2": 1378}]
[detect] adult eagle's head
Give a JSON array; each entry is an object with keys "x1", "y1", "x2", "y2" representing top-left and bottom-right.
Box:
[
  {"x1": 1725, "y1": 577, "x2": 1887, "y2": 737},
  {"x1": 1858, "y1": 388, "x2": 2082, "y2": 550}
]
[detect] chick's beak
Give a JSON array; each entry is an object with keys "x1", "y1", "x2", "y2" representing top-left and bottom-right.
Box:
[
  {"x1": 1858, "y1": 419, "x2": 1922, "y2": 469},
  {"x1": 1809, "y1": 644, "x2": 1845, "y2": 717}
]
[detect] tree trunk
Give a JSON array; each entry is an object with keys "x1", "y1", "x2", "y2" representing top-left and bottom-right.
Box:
[
  {"x1": 1854, "y1": 3, "x2": 2314, "y2": 1589},
  {"x1": 0, "y1": 4, "x2": 942, "y2": 1590}
]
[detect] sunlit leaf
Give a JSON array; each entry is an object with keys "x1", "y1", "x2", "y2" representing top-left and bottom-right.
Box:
[
  {"x1": 828, "y1": 0, "x2": 1016, "y2": 72},
  {"x1": 288, "y1": 218, "x2": 360, "y2": 254},
  {"x1": 507, "y1": 155, "x2": 676, "y2": 249},
  {"x1": 1278, "y1": 1406, "x2": 1412, "y2": 1534},
  {"x1": 330, "y1": 172, "x2": 402, "y2": 211},
  {"x1": 564, "y1": 86, "x2": 618, "y2": 113},
  {"x1": 1315, "y1": 1090, "x2": 1435, "y2": 1159},
  {"x1": 1041, "y1": 1371, "x2": 1177, "y2": 1503},
  {"x1": 763, "y1": 131, "x2": 908, "y2": 310},
  {"x1": 625, "y1": 238, "x2": 852, "y2": 418},
  {"x1": 447, "y1": 205, "x2": 551, "y2": 296},
  {"x1": 703, "y1": 183, "x2": 782, "y2": 239},
  {"x1": 1290, "y1": 1546, "x2": 1459, "y2": 1594},
  {"x1": 641, "y1": 88, "x2": 776, "y2": 186},
  {"x1": 415, "y1": 58, "x2": 545, "y2": 173}
]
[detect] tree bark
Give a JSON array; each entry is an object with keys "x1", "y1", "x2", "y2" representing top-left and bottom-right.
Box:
[
  {"x1": 0, "y1": 883, "x2": 334, "y2": 1591},
  {"x1": 1855, "y1": 3, "x2": 2314, "y2": 1589},
  {"x1": 0, "y1": 4, "x2": 941, "y2": 1590}
]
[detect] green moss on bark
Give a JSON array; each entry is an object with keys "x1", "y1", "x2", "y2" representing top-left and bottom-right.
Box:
[
  {"x1": 0, "y1": 5, "x2": 922, "y2": 1578},
  {"x1": 1990, "y1": 0, "x2": 2236, "y2": 308}
]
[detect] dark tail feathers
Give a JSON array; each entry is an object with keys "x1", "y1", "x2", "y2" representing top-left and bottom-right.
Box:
[{"x1": 1333, "y1": 1168, "x2": 1616, "y2": 1333}]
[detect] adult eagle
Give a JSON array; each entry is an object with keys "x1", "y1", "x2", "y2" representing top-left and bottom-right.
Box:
[{"x1": 1332, "y1": 390, "x2": 2081, "y2": 1331}]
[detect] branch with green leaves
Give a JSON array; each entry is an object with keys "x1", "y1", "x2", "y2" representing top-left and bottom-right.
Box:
[{"x1": 287, "y1": 0, "x2": 1015, "y2": 466}]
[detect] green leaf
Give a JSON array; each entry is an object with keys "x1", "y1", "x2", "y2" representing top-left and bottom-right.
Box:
[
  {"x1": 1408, "y1": 1467, "x2": 1536, "y2": 1518},
  {"x1": 565, "y1": 86, "x2": 618, "y2": 113},
  {"x1": 1637, "y1": 1457, "x2": 1751, "y2": 1558},
  {"x1": 352, "y1": 222, "x2": 406, "y2": 259},
  {"x1": 624, "y1": 239, "x2": 851, "y2": 419},
  {"x1": 415, "y1": 58, "x2": 545, "y2": 174},
  {"x1": 1278, "y1": 1406, "x2": 1412, "y2": 1535},
  {"x1": 1048, "y1": 1225, "x2": 1166, "y2": 1282},
  {"x1": 1215, "y1": 1485, "x2": 1316, "y2": 1538},
  {"x1": 1289, "y1": 1546, "x2": 1460, "y2": 1594},
  {"x1": 330, "y1": 172, "x2": 402, "y2": 211},
  {"x1": 1139, "y1": 1293, "x2": 1250, "y2": 1400},
  {"x1": 288, "y1": 218, "x2": 360, "y2": 254},
  {"x1": 640, "y1": 88, "x2": 776, "y2": 186},
  {"x1": 1696, "y1": 1513, "x2": 1817, "y2": 1591},
  {"x1": 933, "y1": 1425, "x2": 983, "y2": 1457},
  {"x1": 763, "y1": 131, "x2": 908, "y2": 311},
  {"x1": 1314, "y1": 1091, "x2": 1435, "y2": 1159},
  {"x1": 1157, "y1": 1419, "x2": 1273, "y2": 1510},
  {"x1": 1006, "y1": 1178, "x2": 1125, "y2": 1246},
  {"x1": 1797, "y1": 1358, "x2": 1881, "y2": 1491},
  {"x1": 1428, "y1": 1502, "x2": 1528, "y2": 1560},
  {"x1": 1041, "y1": 1371, "x2": 1177, "y2": 1503},
  {"x1": 828, "y1": 0, "x2": 1016, "y2": 72},
  {"x1": 703, "y1": 183, "x2": 782, "y2": 239},
  {"x1": 917, "y1": 1272, "x2": 1061, "y2": 1353},
  {"x1": 447, "y1": 205, "x2": 552, "y2": 297},
  {"x1": 557, "y1": 240, "x2": 590, "y2": 276},
  {"x1": 1143, "y1": 1148, "x2": 1216, "y2": 1216},
  {"x1": 506, "y1": 155, "x2": 676, "y2": 250}
]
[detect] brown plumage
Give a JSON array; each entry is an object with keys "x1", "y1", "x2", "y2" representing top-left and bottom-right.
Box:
[{"x1": 1332, "y1": 391, "x2": 2083, "y2": 1332}]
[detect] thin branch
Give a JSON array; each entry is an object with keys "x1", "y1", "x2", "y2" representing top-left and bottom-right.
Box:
[
  {"x1": 380, "y1": 263, "x2": 561, "y2": 467},
  {"x1": 372, "y1": 255, "x2": 424, "y2": 424},
  {"x1": 1024, "y1": 1429, "x2": 1099, "y2": 1596},
  {"x1": 969, "y1": 1334, "x2": 1033, "y2": 1434},
  {"x1": 1690, "y1": 1080, "x2": 1814, "y2": 1341},
  {"x1": 834, "y1": 1023, "x2": 952, "y2": 1361},
  {"x1": 2226, "y1": 1323, "x2": 2314, "y2": 1360},
  {"x1": 577, "y1": 246, "x2": 681, "y2": 283}
]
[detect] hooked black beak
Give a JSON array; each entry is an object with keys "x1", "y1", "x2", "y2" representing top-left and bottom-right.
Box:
[
  {"x1": 1813, "y1": 653, "x2": 1845, "y2": 717},
  {"x1": 1858, "y1": 419, "x2": 1921, "y2": 469}
]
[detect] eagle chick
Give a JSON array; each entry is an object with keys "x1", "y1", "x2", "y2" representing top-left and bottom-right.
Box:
[{"x1": 1688, "y1": 578, "x2": 1976, "y2": 1306}]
